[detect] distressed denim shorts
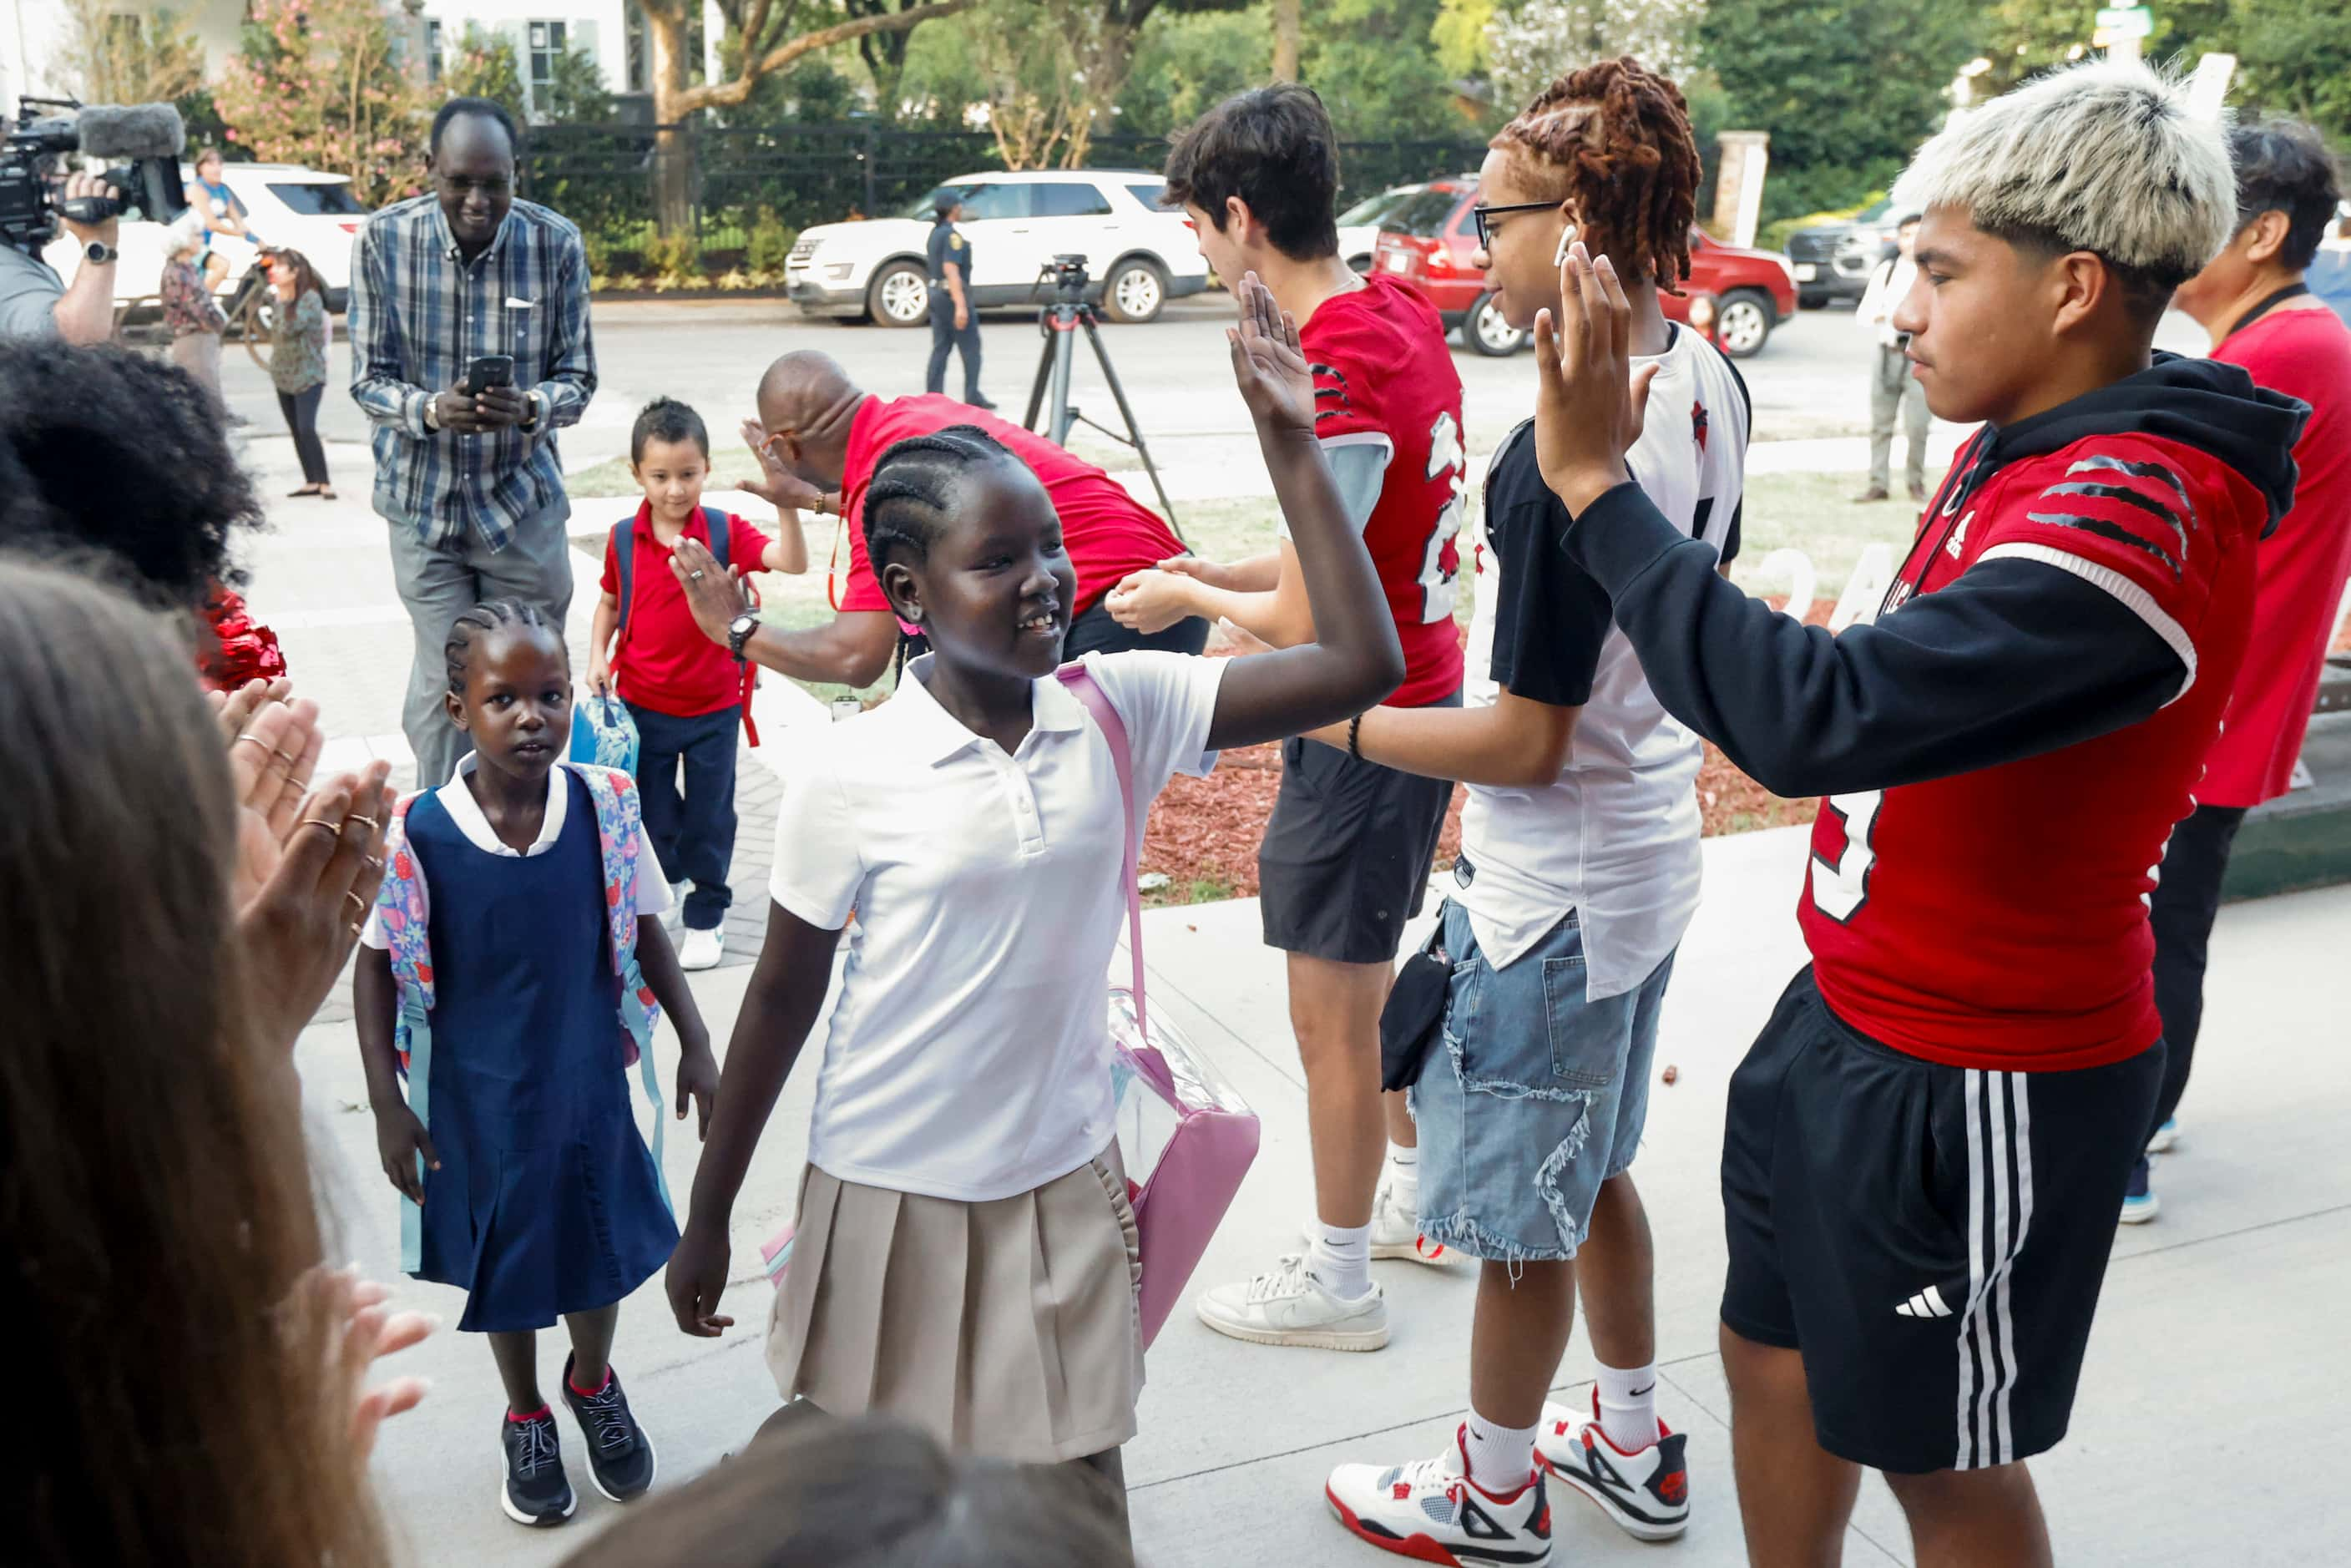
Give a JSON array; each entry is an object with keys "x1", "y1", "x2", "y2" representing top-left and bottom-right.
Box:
[{"x1": 1411, "y1": 901, "x2": 1676, "y2": 1263}]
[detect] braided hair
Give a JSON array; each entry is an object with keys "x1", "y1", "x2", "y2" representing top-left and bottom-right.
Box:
[
  {"x1": 1489, "y1": 58, "x2": 1704, "y2": 293},
  {"x1": 444, "y1": 599, "x2": 561, "y2": 697},
  {"x1": 862, "y1": 425, "x2": 1019, "y2": 574}
]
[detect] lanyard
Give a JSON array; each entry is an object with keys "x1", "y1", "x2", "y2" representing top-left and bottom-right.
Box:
[{"x1": 2226, "y1": 281, "x2": 2309, "y2": 339}]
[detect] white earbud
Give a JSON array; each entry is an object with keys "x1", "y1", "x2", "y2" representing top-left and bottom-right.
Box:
[{"x1": 1553, "y1": 224, "x2": 1580, "y2": 267}]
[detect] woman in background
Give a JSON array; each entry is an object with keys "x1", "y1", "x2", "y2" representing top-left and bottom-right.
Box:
[
  {"x1": 270, "y1": 247, "x2": 335, "y2": 498},
  {"x1": 160, "y1": 209, "x2": 228, "y2": 417}
]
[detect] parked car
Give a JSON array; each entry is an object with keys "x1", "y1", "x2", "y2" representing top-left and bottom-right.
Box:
[
  {"x1": 1370, "y1": 179, "x2": 1800, "y2": 358},
  {"x1": 785, "y1": 170, "x2": 1212, "y2": 326},
  {"x1": 43, "y1": 162, "x2": 369, "y2": 313},
  {"x1": 1336, "y1": 180, "x2": 1469, "y2": 274},
  {"x1": 1787, "y1": 194, "x2": 1899, "y2": 310}
]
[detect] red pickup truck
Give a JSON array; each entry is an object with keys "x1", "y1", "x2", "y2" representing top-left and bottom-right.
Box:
[{"x1": 1369, "y1": 178, "x2": 1800, "y2": 358}]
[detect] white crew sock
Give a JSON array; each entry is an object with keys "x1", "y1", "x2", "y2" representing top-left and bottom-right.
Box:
[
  {"x1": 1307, "y1": 1221, "x2": 1372, "y2": 1300},
  {"x1": 1463, "y1": 1409, "x2": 1540, "y2": 1495},
  {"x1": 1384, "y1": 1140, "x2": 1420, "y2": 1206},
  {"x1": 1595, "y1": 1361, "x2": 1661, "y2": 1452}
]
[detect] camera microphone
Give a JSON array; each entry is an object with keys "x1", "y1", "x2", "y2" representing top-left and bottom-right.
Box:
[{"x1": 73, "y1": 103, "x2": 186, "y2": 159}]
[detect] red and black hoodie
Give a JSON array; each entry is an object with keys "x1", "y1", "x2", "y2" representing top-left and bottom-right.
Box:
[{"x1": 1559, "y1": 355, "x2": 2307, "y2": 1072}]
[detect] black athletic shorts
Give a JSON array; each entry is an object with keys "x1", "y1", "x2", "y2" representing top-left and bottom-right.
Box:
[
  {"x1": 1720, "y1": 967, "x2": 2161, "y2": 1474},
  {"x1": 1257, "y1": 690, "x2": 1459, "y2": 965}
]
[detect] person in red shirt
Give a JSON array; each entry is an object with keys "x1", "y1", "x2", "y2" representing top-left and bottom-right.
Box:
[
  {"x1": 1532, "y1": 62, "x2": 2303, "y2": 1564},
  {"x1": 2126, "y1": 119, "x2": 2351, "y2": 1222},
  {"x1": 589, "y1": 397, "x2": 806, "y2": 971},
  {"x1": 664, "y1": 352, "x2": 1199, "y2": 690},
  {"x1": 1135, "y1": 84, "x2": 1469, "y2": 1358}
]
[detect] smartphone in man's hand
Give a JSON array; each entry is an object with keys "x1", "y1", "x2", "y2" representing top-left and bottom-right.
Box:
[{"x1": 461, "y1": 355, "x2": 515, "y2": 395}]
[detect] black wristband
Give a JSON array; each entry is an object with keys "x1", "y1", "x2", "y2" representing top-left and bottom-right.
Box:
[{"x1": 1347, "y1": 713, "x2": 1363, "y2": 761}]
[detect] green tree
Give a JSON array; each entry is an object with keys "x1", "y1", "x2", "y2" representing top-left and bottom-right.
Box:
[
  {"x1": 1116, "y1": 4, "x2": 1271, "y2": 138},
  {"x1": 2225, "y1": 0, "x2": 2351, "y2": 139},
  {"x1": 635, "y1": 1, "x2": 975, "y2": 228},
  {"x1": 60, "y1": 0, "x2": 208, "y2": 105},
  {"x1": 1302, "y1": 0, "x2": 1484, "y2": 142},
  {"x1": 541, "y1": 44, "x2": 615, "y2": 124},
  {"x1": 217, "y1": 0, "x2": 427, "y2": 208},
  {"x1": 1698, "y1": 0, "x2": 1979, "y2": 224},
  {"x1": 440, "y1": 24, "x2": 528, "y2": 125}
]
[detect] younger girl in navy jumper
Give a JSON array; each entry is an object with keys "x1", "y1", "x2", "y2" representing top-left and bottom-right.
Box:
[{"x1": 355, "y1": 601, "x2": 720, "y2": 1530}]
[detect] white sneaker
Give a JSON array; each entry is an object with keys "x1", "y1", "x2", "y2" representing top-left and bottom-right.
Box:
[
  {"x1": 1301, "y1": 1175, "x2": 1454, "y2": 1266},
  {"x1": 661, "y1": 882, "x2": 688, "y2": 932},
  {"x1": 1326, "y1": 1425, "x2": 1551, "y2": 1565},
  {"x1": 2146, "y1": 1116, "x2": 2181, "y2": 1155},
  {"x1": 1535, "y1": 1388, "x2": 1690, "y2": 1541},
  {"x1": 679, "y1": 927, "x2": 725, "y2": 971},
  {"x1": 1196, "y1": 1254, "x2": 1389, "y2": 1351}
]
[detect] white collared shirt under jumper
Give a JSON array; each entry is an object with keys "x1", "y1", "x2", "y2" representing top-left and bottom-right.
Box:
[
  {"x1": 766, "y1": 650, "x2": 1226, "y2": 1202},
  {"x1": 359, "y1": 754, "x2": 674, "y2": 949}
]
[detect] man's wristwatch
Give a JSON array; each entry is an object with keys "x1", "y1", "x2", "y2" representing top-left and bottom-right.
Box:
[
  {"x1": 422, "y1": 395, "x2": 442, "y2": 432},
  {"x1": 726, "y1": 612, "x2": 759, "y2": 661},
  {"x1": 521, "y1": 390, "x2": 544, "y2": 430},
  {"x1": 83, "y1": 240, "x2": 118, "y2": 266}
]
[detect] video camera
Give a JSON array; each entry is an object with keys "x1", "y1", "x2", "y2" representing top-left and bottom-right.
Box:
[
  {"x1": 1, "y1": 98, "x2": 190, "y2": 251},
  {"x1": 1037, "y1": 252, "x2": 1090, "y2": 303}
]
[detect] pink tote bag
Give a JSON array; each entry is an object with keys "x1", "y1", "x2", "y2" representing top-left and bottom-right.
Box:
[{"x1": 1056, "y1": 663, "x2": 1261, "y2": 1349}]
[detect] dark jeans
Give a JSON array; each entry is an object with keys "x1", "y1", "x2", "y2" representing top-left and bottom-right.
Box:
[
  {"x1": 927, "y1": 296, "x2": 983, "y2": 401},
  {"x1": 278, "y1": 383, "x2": 329, "y2": 485},
  {"x1": 626, "y1": 701, "x2": 741, "y2": 931},
  {"x1": 1062, "y1": 597, "x2": 1211, "y2": 659},
  {"x1": 2148, "y1": 801, "x2": 2249, "y2": 1139}
]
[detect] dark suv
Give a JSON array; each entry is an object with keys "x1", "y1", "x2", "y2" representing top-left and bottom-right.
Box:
[{"x1": 1788, "y1": 195, "x2": 1898, "y2": 309}]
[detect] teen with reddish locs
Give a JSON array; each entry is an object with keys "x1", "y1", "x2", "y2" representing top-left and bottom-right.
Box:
[
  {"x1": 1532, "y1": 62, "x2": 2303, "y2": 1566},
  {"x1": 1125, "y1": 85, "x2": 1469, "y2": 1355},
  {"x1": 2124, "y1": 119, "x2": 2351, "y2": 1224},
  {"x1": 1313, "y1": 59, "x2": 1742, "y2": 1565}
]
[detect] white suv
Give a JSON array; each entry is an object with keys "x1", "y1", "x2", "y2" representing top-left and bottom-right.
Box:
[{"x1": 786, "y1": 170, "x2": 1211, "y2": 327}]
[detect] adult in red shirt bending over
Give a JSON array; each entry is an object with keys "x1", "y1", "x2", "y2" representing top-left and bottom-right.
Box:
[
  {"x1": 2129, "y1": 119, "x2": 2351, "y2": 1221},
  {"x1": 667, "y1": 351, "x2": 1199, "y2": 688}
]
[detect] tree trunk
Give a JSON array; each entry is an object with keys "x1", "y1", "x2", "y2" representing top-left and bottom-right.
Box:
[
  {"x1": 645, "y1": 5, "x2": 695, "y2": 235},
  {"x1": 1272, "y1": 0, "x2": 1300, "y2": 82}
]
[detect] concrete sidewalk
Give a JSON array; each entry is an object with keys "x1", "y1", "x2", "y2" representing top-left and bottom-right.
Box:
[{"x1": 311, "y1": 821, "x2": 2351, "y2": 1566}]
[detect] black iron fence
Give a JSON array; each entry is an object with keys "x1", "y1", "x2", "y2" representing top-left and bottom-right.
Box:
[{"x1": 521, "y1": 119, "x2": 1489, "y2": 258}]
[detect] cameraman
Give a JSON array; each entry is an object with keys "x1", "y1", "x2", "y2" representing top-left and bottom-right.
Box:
[{"x1": 0, "y1": 170, "x2": 120, "y2": 344}]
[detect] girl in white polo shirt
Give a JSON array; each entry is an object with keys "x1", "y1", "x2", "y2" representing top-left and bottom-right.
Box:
[{"x1": 663, "y1": 277, "x2": 1405, "y2": 1530}]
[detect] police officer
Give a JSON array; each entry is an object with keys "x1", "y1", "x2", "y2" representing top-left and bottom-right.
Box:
[{"x1": 924, "y1": 193, "x2": 991, "y2": 408}]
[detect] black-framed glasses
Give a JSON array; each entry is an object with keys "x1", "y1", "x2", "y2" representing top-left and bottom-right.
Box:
[{"x1": 1472, "y1": 200, "x2": 1558, "y2": 251}]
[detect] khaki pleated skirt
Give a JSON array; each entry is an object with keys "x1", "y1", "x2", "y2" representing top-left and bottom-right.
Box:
[{"x1": 766, "y1": 1145, "x2": 1145, "y2": 1464}]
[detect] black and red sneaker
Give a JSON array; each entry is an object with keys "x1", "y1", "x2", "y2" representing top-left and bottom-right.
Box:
[
  {"x1": 499, "y1": 1406, "x2": 576, "y2": 1527},
  {"x1": 561, "y1": 1353, "x2": 658, "y2": 1502},
  {"x1": 1535, "y1": 1388, "x2": 1689, "y2": 1541}
]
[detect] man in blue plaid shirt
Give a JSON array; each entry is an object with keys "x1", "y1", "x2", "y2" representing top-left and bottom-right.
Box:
[{"x1": 349, "y1": 97, "x2": 597, "y2": 787}]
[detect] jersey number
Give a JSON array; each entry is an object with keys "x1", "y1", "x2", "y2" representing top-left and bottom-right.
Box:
[
  {"x1": 1808, "y1": 789, "x2": 1883, "y2": 923},
  {"x1": 1418, "y1": 410, "x2": 1468, "y2": 623}
]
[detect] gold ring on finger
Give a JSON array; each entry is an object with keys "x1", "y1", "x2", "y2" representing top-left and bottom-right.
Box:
[
  {"x1": 298, "y1": 816, "x2": 341, "y2": 832},
  {"x1": 345, "y1": 891, "x2": 368, "y2": 916},
  {"x1": 350, "y1": 814, "x2": 379, "y2": 832}
]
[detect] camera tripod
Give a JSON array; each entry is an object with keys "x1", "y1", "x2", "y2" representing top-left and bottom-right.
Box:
[{"x1": 1023, "y1": 260, "x2": 1181, "y2": 538}]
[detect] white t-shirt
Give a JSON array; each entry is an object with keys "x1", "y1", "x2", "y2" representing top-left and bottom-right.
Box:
[
  {"x1": 768, "y1": 650, "x2": 1226, "y2": 1202},
  {"x1": 360, "y1": 754, "x2": 672, "y2": 948},
  {"x1": 1458, "y1": 326, "x2": 1750, "y2": 999}
]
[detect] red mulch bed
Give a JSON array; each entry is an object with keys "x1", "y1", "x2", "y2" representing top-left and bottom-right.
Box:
[{"x1": 1144, "y1": 601, "x2": 1833, "y2": 898}]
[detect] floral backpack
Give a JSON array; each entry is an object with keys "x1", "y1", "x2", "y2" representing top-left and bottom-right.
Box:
[{"x1": 372, "y1": 761, "x2": 674, "y2": 1272}]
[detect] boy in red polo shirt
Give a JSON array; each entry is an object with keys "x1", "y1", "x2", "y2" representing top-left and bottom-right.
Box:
[{"x1": 589, "y1": 397, "x2": 807, "y2": 970}]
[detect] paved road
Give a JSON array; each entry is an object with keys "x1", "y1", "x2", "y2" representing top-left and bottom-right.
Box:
[{"x1": 220, "y1": 292, "x2": 2204, "y2": 479}]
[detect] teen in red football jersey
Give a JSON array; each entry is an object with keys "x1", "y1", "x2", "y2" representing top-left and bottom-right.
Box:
[
  {"x1": 1532, "y1": 62, "x2": 2305, "y2": 1565},
  {"x1": 1125, "y1": 86, "x2": 1469, "y2": 1353}
]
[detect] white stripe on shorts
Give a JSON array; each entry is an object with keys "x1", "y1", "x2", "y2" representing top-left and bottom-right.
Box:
[{"x1": 1955, "y1": 1070, "x2": 2036, "y2": 1468}]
